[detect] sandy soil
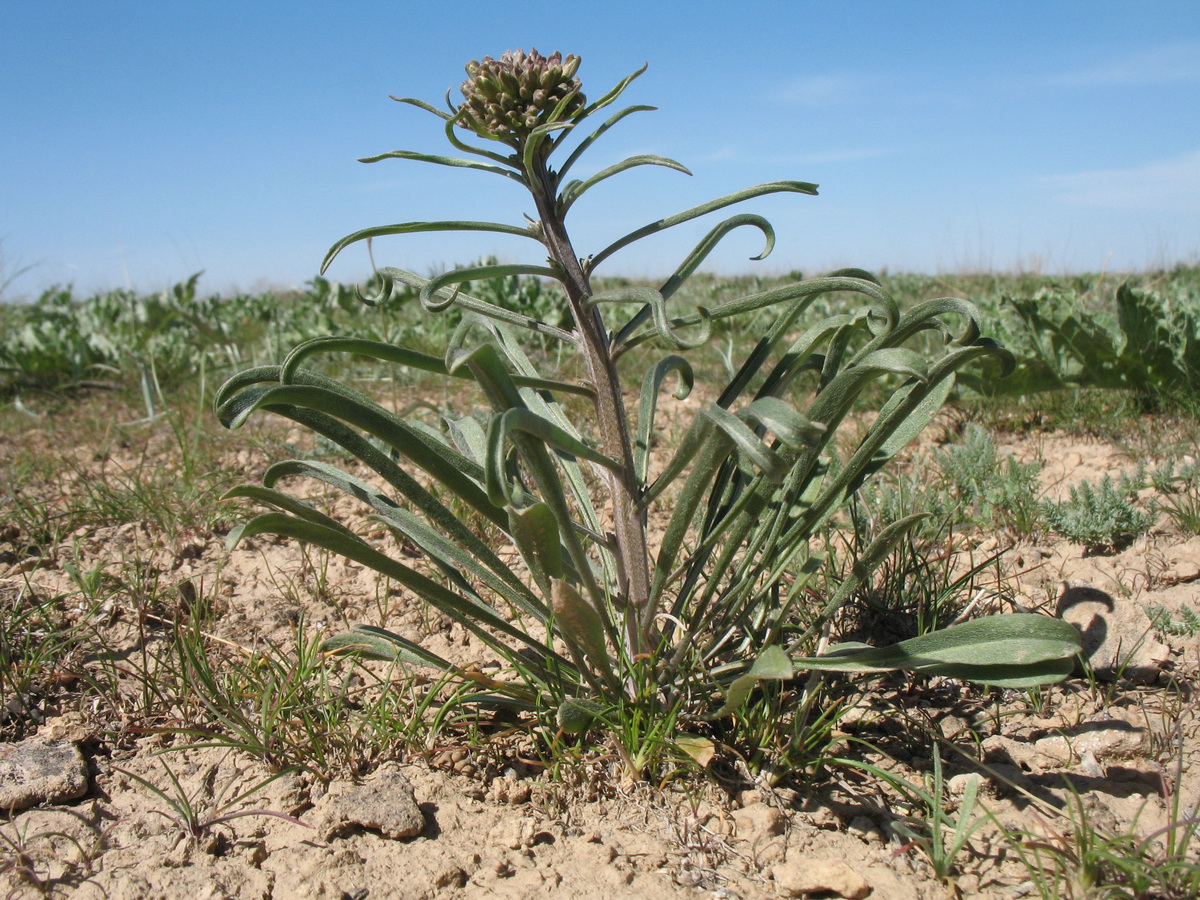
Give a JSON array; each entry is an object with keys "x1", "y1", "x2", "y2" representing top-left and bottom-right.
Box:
[{"x1": 2, "y1": 406, "x2": 1198, "y2": 900}]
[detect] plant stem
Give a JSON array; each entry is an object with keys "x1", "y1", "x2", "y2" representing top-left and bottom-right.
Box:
[{"x1": 530, "y1": 163, "x2": 653, "y2": 660}]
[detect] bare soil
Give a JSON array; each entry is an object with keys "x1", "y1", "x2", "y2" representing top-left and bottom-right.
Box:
[{"x1": 2, "y1": 397, "x2": 1198, "y2": 900}]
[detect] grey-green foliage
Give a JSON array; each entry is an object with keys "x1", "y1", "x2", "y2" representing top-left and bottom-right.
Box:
[
  {"x1": 935, "y1": 424, "x2": 1042, "y2": 536},
  {"x1": 0, "y1": 274, "x2": 407, "y2": 399},
  {"x1": 1151, "y1": 459, "x2": 1200, "y2": 536},
  {"x1": 1144, "y1": 603, "x2": 1200, "y2": 638},
  {"x1": 215, "y1": 54, "x2": 1080, "y2": 771},
  {"x1": 1042, "y1": 470, "x2": 1153, "y2": 552},
  {"x1": 961, "y1": 276, "x2": 1200, "y2": 406}
]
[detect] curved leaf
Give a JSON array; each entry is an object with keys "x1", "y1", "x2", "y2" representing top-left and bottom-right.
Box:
[
  {"x1": 635, "y1": 355, "x2": 693, "y2": 487},
  {"x1": 321, "y1": 220, "x2": 540, "y2": 275},
  {"x1": 228, "y1": 513, "x2": 553, "y2": 659},
  {"x1": 740, "y1": 397, "x2": 826, "y2": 449},
  {"x1": 258, "y1": 458, "x2": 548, "y2": 623},
  {"x1": 558, "y1": 154, "x2": 691, "y2": 215},
  {"x1": 709, "y1": 645, "x2": 792, "y2": 718},
  {"x1": 388, "y1": 95, "x2": 453, "y2": 121},
  {"x1": 591, "y1": 181, "x2": 817, "y2": 270},
  {"x1": 556, "y1": 104, "x2": 655, "y2": 179},
  {"x1": 702, "y1": 404, "x2": 786, "y2": 483},
  {"x1": 322, "y1": 625, "x2": 454, "y2": 672},
  {"x1": 420, "y1": 263, "x2": 561, "y2": 313},
  {"x1": 358, "y1": 149, "x2": 524, "y2": 183}
]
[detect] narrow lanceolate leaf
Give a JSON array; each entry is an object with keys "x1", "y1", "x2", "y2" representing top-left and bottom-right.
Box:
[
  {"x1": 357, "y1": 149, "x2": 525, "y2": 184},
  {"x1": 321, "y1": 625, "x2": 454, "y2": 671},
  {"x1": 485, "y1": 407, "x2": 623, "y2": 507},
  {"x1": 558, "y1": 154, "x2": 691, "y2": 215},
  {"x1": 702, "y1": 404, "x2": 786, "y2": 482},
  {"x1": 370, "y1": 267, "x2": 577, "y2": 345},
  {"x1": 657, "y1": 213, "x2": 775, "y2": 303},
  {"x1": 552, "y1": 578, "x2": 617, "y2": 686},
  {"x1": 228, "y1": 513, "x2": 561, "y2": 665},
  {"x1": 789, "y1": 615, "x2": 1082, "y2": 687},
  {"x1": 635, "y1": 355, "x2": 693, "y2": 488},
  {"x1": 321, "y1": 220, "x2": 541, "y2": 275},
  {"x1": 556, "y1": 104, "x2": 655, "y2": 179},
  {"x1": 508, "y1": 502, "x2": 564, "y2": 599},
  {"x1": 259, "y1": 461, "x2": 547, "y2": 622},
  {"x1": 710, "y1": 645, "x2": 793, "y2": 718},
  {"x1": 739, "y1": 397, "x2": 826, "y2": 448},
  {"x1": 590, "y1": 181, "x2": 818, "y2": 270},
  {"x1": 419, "y1": 263, "x2": 560, "y2": 313},
  {"x1": 221, "y1": 485, "x2": 359, "y2": 542},
  {"x1": 217, "y1": 382, "x2": 507, "y2": 529},
  {"x1": 277, "y1": 335, "x2": 593, "y2": 397}
]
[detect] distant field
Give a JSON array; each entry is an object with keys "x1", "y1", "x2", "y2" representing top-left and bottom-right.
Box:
[{"x1": 2, "y1": 266, "x2": 1198, "y2": 899}]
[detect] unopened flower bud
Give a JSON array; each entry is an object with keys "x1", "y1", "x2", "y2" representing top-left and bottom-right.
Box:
[{"x1": 458, "y1": 48, "x2": 586, "y2": 146}]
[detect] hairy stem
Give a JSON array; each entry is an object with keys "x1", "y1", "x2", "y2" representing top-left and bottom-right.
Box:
[{"x1": 529, "y1": 161, "x2": 653, "y2": 660}]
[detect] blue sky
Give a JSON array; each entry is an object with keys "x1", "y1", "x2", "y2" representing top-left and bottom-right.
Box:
[{"x1": 3, "y1": 1, "x2": 1199, "y2": 298}]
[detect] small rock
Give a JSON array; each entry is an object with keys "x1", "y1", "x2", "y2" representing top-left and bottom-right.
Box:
[
  {"x1": 433, "y1": 865, "x2": 468, "y2": 888},
  {"x1": 488, "y1": 815, "x2": 538, "y2": 850},
  {"x1": 772, "y1": 859, "x2": 870, "y2": 898},
  {"x1": 0, "y1": 738, "x2": 89, "y2": 811},
  {"x1": 1078, "y1": 751, "x2": 1105, "y2": 778},
  {"x1": 315, "y1": 770, "x2": 425, "y2": 840},
  {"x1": 946, "y1": 773, "x2": 982, "y2": 798},
  {"x1": 1034, "y1": 722, "x2": 1146, "y2": 765},
  {"x1": 1161, "y1": 559, "x2": 1200, "y2": 585},
  {"x1": 732, "y1": 803, "x2": 785, "y2": 843},
  {"x1": 846, "y1": 815, "x2": 883, "y2": 843}
]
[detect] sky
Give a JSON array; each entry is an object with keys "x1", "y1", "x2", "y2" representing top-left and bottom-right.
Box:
[{"x1": 3, "y1": 1, "x2": 1199, "y2": 299}]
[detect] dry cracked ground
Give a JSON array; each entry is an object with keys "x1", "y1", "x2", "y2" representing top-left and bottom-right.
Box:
[{"x1": 1, "y1": 391, "x2": 1198, "y2": 899}]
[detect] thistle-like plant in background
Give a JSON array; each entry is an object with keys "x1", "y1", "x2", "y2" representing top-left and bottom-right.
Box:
[{"x1": 216, "y1": 52, "x2": 1079, "y2": 773}]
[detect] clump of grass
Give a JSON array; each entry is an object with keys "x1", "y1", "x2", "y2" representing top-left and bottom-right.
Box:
[
  {"x1": 171, "y1": 614, "x2": 435, "y2": 777},
  {"x1": 0, "y1": 813, "x2": 95, "y2": 897},
  {"x1": 1008, "y1": 765, "x2": 1200, "y2": 900},
  {"x1": 1152, "y1": 461, "x2": 1200, "y2": 536},
  {"x1": 111, "y1": 758, "x2": 306, "y2": 853}
]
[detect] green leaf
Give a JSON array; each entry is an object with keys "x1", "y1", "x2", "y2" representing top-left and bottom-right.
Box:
[
  {"x1": 557, "y1": 697, "x2": 606, "y2": 734},
  {"x1": 321, "y1": 625, "x2": 453, "y2": 671},
  {"x1": 552, "y1": 578, "x2": 617, "y2": 687},
  {"x1": 740, "y1": 397, "x2": 826, "y2": 448},
  {"x1": 559, "y1": 154, "x2": 691, "y2": 215},
  {"x1": 508, "y1": 502, "x2": 564, "y2": 597},
  {"x1": 591, "y1": 181, "x2": 818, "y2": 271},
  {"x1": 321, "y1": 221, "x2": 540, "y2": 275},
  {"x1": 372, "y1": 267, "x2": 576, "y2": 345},
  {"x1": 790, "y1": 615, "x2": 1081, "y2": 686},
  {"x1": 357, "y1": 149, "x2": 524, "y2": 183},
  {"x1": 556, "y1": 104, "x2": 655, "y2": 179},
  {"x1": 635, "y1": 355, "x2": 693, "y2": 487},
  {"x1": 710, "y1": 645, "x2": 793, "y2": 718},
  {"x1": 228, "y1": 512, "x2": 564, "y2": 668},
  {"x1": 420, "y1": 263, "x2": 560, "y2": 314},
  {"x1": 702, "y1": 404, "x2": 786, "y2": 482}
]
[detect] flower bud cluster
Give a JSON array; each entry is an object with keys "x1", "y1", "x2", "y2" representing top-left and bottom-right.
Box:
[{"x1": 459, "y1": 49, "x2": 585, "y2": 144}]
